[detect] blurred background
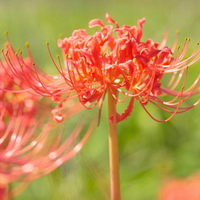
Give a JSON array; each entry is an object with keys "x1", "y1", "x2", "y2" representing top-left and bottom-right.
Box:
[{"x1": 1, "y1": 0, "x2": 200, "y2": 199}]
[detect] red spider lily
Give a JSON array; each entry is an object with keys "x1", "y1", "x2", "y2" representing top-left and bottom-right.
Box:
[
  {"x1": 0, "y1": 48, "x2": 92, "y2": 198},
  {"x1": 1, "y1": 14, "x2": 200, "y2": 123},
  {"x1": 159, "y1": 172, "x2": 200, "y2": 200},
  {"x1": 0, "y1": 41, "x2": 77, "y2": 123},
  {"x1": 0, "y1": 42, "x2": 42, "y2": 123},
  {"x1": 0, "y1": 102, "x2": 93, "y2": 199},
  {"x1": 1, "y1": 40, "x2": 72, "y2": 103}
]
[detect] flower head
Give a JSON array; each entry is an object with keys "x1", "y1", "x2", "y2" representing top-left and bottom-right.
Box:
[
  {"x1": 0, "y1": 42, "x2": 43, "y2": 123},
  {"x1": 2, "y1": 14, "x2": 200, "y2": 123},
  {"x1": 0, "y1": 45, "x2": 92, "y2": 198}
]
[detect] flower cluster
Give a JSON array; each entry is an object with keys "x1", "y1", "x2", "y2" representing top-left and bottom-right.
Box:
[
  {"x1": 0, "y1": 44, "x2": 92, "y2": 199},
  {"x1": 0, "y1": 104, "x2": 92, "y2": 199},
  {"x1": 0, "y1": 43, "x2": 41, "y2": 127},
  {"x1": 2, "y1": 14, "x2": 200, "y2": 124},
  {"x1": 0, "y1": 13, "x2": 200, "y2": 200}
]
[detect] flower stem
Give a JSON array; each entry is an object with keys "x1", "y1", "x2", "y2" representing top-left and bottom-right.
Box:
[{"x1": 108, "y1": 90, "x2": 121, "y2": 200}]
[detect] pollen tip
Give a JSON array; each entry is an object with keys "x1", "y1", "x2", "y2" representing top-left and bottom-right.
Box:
[
  {"x1": 4, "y1": 31, "x2": 8, "y2": 35},
  {"x1": 46, "y1": 41, "x2": 49, "y2": 46},
  {"x1": 25, "y1": 42, "x2": 29, "y2": 47},
  {"x1": 185, "y1": 37, "x2": 190, "y2": 41},
  {"x1": 56, "y1": 55, "x2": 60, "y2": 58},
  {"x1": 176, "y1": 30, "x2": 180, "y2": 34},
  {"x1": 59, "y1": 33, "x2": 64, "y2": 38}
]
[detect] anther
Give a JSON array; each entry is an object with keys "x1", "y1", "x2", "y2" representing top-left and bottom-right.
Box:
[
  {"x1": 25, "y1": 42, "x2": 29, "y2": 47},
  {"x1": 59, "y1": 33, "x2": 64, "y2": 38},
  {"x1": 185, "y1": 37, "x2": 190, "y2": 42}
]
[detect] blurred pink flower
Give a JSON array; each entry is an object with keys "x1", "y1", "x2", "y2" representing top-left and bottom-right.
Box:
[
  {"x1": 159, "y1": 172, "x2": 200, "y2": 200},
  {"x1": 0, "y1": 103, "x2": 93, "y2": 198},
  {"x1": 0, "y1": 43, "x2": 41, "y2": 124},
  {"x1": 0, "y1": 45, "x2": 93, "y2": 198},
  {"x1": 0, "y1": 184, "x2": 6, "y2": 200}
]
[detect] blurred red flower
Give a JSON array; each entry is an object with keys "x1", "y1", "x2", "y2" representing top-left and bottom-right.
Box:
[
  {"x1": 0, "y1": 45, "x2": 92, "y2": 198},
  {"x1": 159, "y1": 172, "x2": 200, "y2": 200}
]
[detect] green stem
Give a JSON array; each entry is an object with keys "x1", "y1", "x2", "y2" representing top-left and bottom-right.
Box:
[{"x1": 108, "y1": 90, "x2": 121, "y2": 200}]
